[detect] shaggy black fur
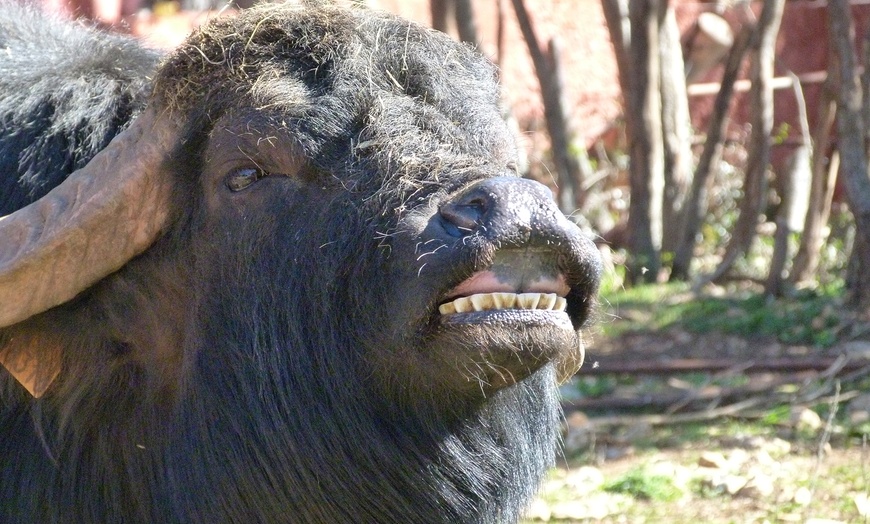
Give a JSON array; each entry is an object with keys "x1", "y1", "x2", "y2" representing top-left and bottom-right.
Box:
[
  {"x1": 0, "y1": 3, "x2": 600, "y2": 523},
  {"x1": 0, "y1": 2, "x2": 158, "y2": 215}
]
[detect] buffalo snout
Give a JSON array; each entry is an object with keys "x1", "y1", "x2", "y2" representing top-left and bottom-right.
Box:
[
  {"x1": 386, "y1": 176, "x2": 602, "y2": 395},
  {"x1": 438, "y1": 177, "x2": 587, "y2": 250},
  {"x1": 436, "y1": 177, "x2": 601, "y2": 329}
]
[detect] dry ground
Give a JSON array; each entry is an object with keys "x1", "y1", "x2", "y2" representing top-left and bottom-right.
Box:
[{"x1": 525, "y1": 325, "x2": 870, "y2": 523}]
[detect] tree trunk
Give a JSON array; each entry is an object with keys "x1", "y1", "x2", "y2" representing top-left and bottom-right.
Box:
[
  {"x1": 765, "y1": 68, "x2": 812, "y2": 297},
  {"x1": 601, "y1": 0, "x2": 633, "y2": 99},
  {"x1": 863, "y1": 27, "x2": 870, "y2": 154},
  {"x1": 790, "y1": 70, "x2": 838, "y2": 284},
  {"x1": 703, "y1": 0, "x2": 784, "y2": 286},
  {"x1": 658, "y1": 1, "x2": 693, "y2": 254},
  {"x1": 622, "y1": 0, "x2": 665, "y2": 284},
  {"x1": 510, "y1": 0, "x2": 589, "y2": 214},
  {"x1": 765, "y1": 145, "x2": 807, "y2": 296},
  {"x1": 671, "y1": 25, "x2": 753, "y2": 281},
  {"x1": 496, "y1": 0, "x2": 506, "y2": 67},
  {"x1": 829, "y1": 0, "x2": 870, "y2": 308},
  {"x1": 430, "y1": 0, "x2": 450, "y2": 33},
  {"x1": 454, "y1": 0, "x2": 479, "y2": 46}
]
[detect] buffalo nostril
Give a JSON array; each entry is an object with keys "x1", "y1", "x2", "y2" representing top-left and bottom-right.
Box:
[{"x1": 439, "y1": 197, "x2": 489, "y2": 236}]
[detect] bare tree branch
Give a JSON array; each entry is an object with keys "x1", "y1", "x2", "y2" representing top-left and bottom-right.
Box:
[
  {"x1": 671, "y1": 25, "x2": 753, "y2": 281},
  {"x1": 510, "y1": 0, "x2": 589, "y2": 213},
  {"x1": 700, "y1": 0, "x2": 785, "y2": 287}
]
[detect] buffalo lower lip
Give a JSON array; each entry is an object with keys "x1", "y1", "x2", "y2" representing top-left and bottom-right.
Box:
[{"x1": 438, "y1": 307, "x2": 574, "y2": 328}]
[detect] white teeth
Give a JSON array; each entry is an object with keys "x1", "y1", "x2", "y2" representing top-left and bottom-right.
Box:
[
  {"x1": 439, "y1": 301, "x2": 457, "y2": 315},
  {"x1": 469, "y1": 294, "x2": 491, "y2": 311},
  {"x1": 539, "y1": 293, "x2": 557, "y2": 310},
  {"x1": 438, "y1": 292, "x2": 567, "y2": 316},
  {"x1": 516, "y1": 293, "x2": 540, "y2": 309},
  {"x1": 493, "y1": 292, "x2": 516, "y2": 309},
  {"x1": 453, "y1": 296, "x2": 473, "y2": 313}
]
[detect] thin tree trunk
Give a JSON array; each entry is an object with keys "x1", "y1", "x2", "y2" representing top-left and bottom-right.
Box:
[
  {"x1": 829, "y1": 0, "x2": 870, "y2": 308},
  {"x1": 549, "y1": 37, "x2": 594, "y2": 211},
  {"x1": 624, "y1": 0, "x2": 665, "y2": 284},
  {"x1": 765, "y1": 68, "x2": 812, "y2": 297},
  {"x1": 454, "y1": 0, "x2": 479, "y2": 46},
  {"x1": 601, "y1": 0, "x2": 633, "y2": 99},
  {"x1": 790, "y1": 71, "x2": 838, "y2": 284},
  {"x1": 431, "y1": 0, "x2": 450, "y2": 33},
  {"x1": 671, "y1": 26, "x2": 753, "y2": 281},
  {"x1": 511, "y1": 0, "x2": 588, "y2": 213},
  {"x1": 863, "y1": 27, "x2": 870, "y2": 154},
  {"x1": 496, "y1": 0, "x2": 506, "y2": 67},
  {"x1": 765, "y1": 146, "x2": 807, "y2": 297},
  {"x1": 703, "y1": 0, "x2": 784, "y2": 286},
  {"x1": 659, "y1": 1, "x2": 693, "y2": 254}
]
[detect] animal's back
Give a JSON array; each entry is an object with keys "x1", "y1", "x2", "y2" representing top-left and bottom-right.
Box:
[{"x1": 0, "y1": 3, "x2": 160, "y2": 215}]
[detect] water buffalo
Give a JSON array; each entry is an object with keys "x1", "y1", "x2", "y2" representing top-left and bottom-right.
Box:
[{"x1": 0, "y1": 2, "x2": 601, "y2": 522}]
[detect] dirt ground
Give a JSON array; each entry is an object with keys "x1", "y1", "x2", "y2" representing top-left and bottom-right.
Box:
[{"x1": 525, "y1": 327, "x2": 870, "y2": 523}]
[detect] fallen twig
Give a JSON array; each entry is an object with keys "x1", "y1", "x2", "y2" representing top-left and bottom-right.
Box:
[
  {"x1": 585, "y1": 356, "x2": 870, "y2": 375},
  {"x1": 582, "y1": 396, "x2": 768, "y2": 428}
]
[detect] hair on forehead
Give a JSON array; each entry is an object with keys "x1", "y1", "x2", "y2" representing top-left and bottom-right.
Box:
[{"x1": 152, "y1": 3, "x2": 501, "y2": 132}]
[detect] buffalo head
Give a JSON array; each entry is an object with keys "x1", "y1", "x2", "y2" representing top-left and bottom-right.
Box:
[{"x1": 0, "y1": 4, "x2": 600, "y2": 522}]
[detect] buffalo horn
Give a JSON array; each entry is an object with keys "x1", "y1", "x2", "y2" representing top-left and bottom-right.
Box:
[{"x1": 0, "y1": 107, "x2": 179, "y2": 328}]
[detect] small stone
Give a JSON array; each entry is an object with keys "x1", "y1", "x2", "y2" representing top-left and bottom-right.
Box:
[
  {"x1": 849, "y1": 410, "x2": 870, "y2": 425},
  {"x1": 623, "y1": 421, "x2": 653, "y2": 442},
  {"x1": 565, "y1": 466, "x2": 605, "y2": 495},
  {"x1": 762, "y1": 437, "x2": 792, "y2": 456},
  {"x1": 840, "y1": 341, "x2": 870, "y2": 359},
  {"x1": 548, "y1": 493, "x2": 628, "y2": 521},
  {"x1": 754, "y1": 449, "x2": 776, "y2": 466},
  {"x1": 855, "y1": 493, "x2": 870, "y2": 517},
  {"x1": 721, "y1": 474, "x2": 748, "y2": 495},
  {"x1": 602, "y1": 445, "x2": 634, "y2": 462},
  {"x1": 727, "y1": 448, "x2": 750, "y2": 468},
  {"x1": 847, "y1": 394, "x2": 870, "y2": 428},
  {"x1": 699, "y1": 451, "x2": 729, "y2": 469},
  {"x1": 736, "y1": 435, "x2": 767, "y2": 450},
  {"x1": 739, "y1": 474, "x2": 775, "y2": 499},
  {"x1": 793, "y1": 486, "x2": 812, "y2": 506},
  {"x1": 791, "y1": 407, "x2": 823, "y2": 432},
  {"x1": 523, "y1": 498, "x2": 551, "y2": 521},
  {"x1": 849, "y1": 393, "x2": 870, "y2": 411},
  {"x1": 563, "y1": 411, "x2": 593, "y2": 453}
]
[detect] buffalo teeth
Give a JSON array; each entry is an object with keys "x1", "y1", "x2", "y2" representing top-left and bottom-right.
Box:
[
  {"x1": 438, "y1": 292, "x2": 567, "y2": 315},
  {"x1": 516, "y1": 293, "x2": 540, "y2": 309},
  {"x1": 493, "y1": 292, "x2": 516, "y2": 309},
  {"x1": 439, "y1": 301, "x2": 458, "y2": 315},
  {"x1": 538, "y1": 293, "x2": 557, "y2": 310}
]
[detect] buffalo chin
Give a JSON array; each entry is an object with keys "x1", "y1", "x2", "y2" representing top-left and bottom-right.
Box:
[{"x1": 421, "y1": 313, "x2": 581, "y2": 396}]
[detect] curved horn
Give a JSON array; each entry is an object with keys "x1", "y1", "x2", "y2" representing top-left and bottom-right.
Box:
[{"x1": 0, "y1": 107, "x2": 179, "y2": 328}]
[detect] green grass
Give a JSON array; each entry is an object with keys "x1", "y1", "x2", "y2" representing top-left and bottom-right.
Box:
[
  {"x1": 603, "y1": 466, "x2": 683, "y2": 501},
  {"x1": 598, "y1": 282, "x2": 847, "y2": 347}
]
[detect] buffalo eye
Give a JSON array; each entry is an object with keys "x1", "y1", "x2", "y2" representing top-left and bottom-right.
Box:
[{"x1": 226, "y1": 167, "x2": 264, "y2": 192}]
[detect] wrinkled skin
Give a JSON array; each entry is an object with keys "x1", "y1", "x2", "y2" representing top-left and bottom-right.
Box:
[{"x1": 0, "y1": 4, "x2": 600, "y2": 523}]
